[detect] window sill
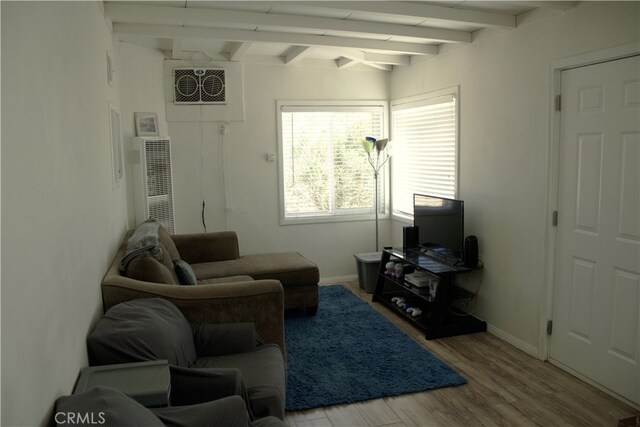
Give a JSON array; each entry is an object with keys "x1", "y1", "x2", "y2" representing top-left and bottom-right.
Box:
[
  {"x1": 391, "y1": 213, "x2": 413, "y2": 224},
  {"x1": 280, "y1": 213, "x2": 390, "y2": 226}
]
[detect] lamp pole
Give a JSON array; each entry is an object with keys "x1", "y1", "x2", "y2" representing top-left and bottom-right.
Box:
[
  {"x1": 363, "y1": 137, "x2": 390, "y2": 253},
  {"x1": 374, "y1": 170, "x2": 379, "y2": 251}
]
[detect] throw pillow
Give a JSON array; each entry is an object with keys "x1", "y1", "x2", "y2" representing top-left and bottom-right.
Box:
[
  {"x1": 173, "y1": 259, "x2": 197, "y2": 286},
  {"x1": 126, "y1": 255, "x2": 177, "y2": 285},
  {"x1": 158, "y1": 225, "x2": 181, "y2": 261}
]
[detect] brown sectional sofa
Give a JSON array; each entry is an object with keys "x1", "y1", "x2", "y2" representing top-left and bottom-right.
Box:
[{"x1": 102, "y1": 229, "x2": 319, "y2": 350}]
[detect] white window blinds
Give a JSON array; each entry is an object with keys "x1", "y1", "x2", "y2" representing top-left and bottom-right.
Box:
[
  {"x1": 391, "y1": 92, "x2": 457, "y2": 218},
  {"x1": 279, "y1": 104, "x2": 384, "y2": 222}
]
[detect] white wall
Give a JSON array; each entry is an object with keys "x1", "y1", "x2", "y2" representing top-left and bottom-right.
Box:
[
  {"x1": 119, "y1": 42, "x2": 169, "y2": 227},
  {"x1": 1, "y1": 3, "x2": 129, "y2": 425},
  {"x1": 163, "y1": 61, "x2": 391, "y2": 278},
  {"x1": 389, "y1": 1, "x2": 640, "y2": 353}
]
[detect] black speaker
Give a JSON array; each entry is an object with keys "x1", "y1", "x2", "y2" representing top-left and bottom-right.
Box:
[
  {"x1": 463, "y1": 235, "x2": 479, "y2": 268},
  {"x1": 403, "y1": 226, "x2": 419, "y2": 249}
]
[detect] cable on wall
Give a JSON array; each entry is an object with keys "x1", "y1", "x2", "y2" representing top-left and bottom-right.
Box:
[
  {"x1": 201, "y1": 201, "x2": 207, "y2": 232},
  {"x1": 200, "y1": 122, "x2": 207, "y2": 232}
]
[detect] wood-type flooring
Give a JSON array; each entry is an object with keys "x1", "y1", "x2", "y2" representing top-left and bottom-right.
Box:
[{"x1": 284, "y1": 282, "x2": 638, "y2": 427}]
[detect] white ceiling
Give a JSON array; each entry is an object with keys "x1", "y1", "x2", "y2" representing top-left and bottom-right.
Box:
[{"x1": 106, "y1": 1, "x2": 579, "y2": 70}]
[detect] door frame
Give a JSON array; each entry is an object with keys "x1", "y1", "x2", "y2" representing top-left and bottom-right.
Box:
[{"x1": 540, "y1": 42, "x2": 640, "y2": 402}]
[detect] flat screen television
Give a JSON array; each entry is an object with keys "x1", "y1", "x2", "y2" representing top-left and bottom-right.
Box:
[{"x1": 413, "y1": 194, "x2": 464, "y2": 261}]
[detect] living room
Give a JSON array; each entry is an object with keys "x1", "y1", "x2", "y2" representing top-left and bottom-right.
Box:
[{"x1": 2, "y1": 1, "x2": 639, "y2": 426}]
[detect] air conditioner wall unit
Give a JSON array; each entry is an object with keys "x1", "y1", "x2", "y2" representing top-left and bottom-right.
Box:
[
  {"x1": 174, "y1": 68, "x2": 226, "y2": 104},
  {"x1": 132, "y1": 137, "x2": 175, "y2": 234},
  {"x1": 164, "y1": 60, "x2": 245, "y2": 122}
]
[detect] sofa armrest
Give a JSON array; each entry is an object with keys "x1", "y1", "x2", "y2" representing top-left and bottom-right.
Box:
[
  {"x1": 169, "y1": 366, "x2": 246, "y2": 406},
  {"x1": 171, "y1": 232, "x2": 240, "y2": 264},
  {"x1": 101, "y1": 277, "x2": 285, "y2": 352},
  {"x1": 193, "y1": 323, "x2": 261, "y2": 358},
  {"x1": 152, "y1": 395, "x2": 250, "y2": 427}
]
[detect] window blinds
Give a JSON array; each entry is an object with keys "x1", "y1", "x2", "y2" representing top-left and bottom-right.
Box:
[
  {"x1": 280, "y1": 105, "x2": 384, "y2": 219},
  {"x1": 391, "y1": 94, "x2": 457, "y2": 218}
]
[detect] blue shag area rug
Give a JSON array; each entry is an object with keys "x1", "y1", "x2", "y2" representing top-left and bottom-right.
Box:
[{"x1": 285, "y1": 285, "x2": 466, "y2": 411}]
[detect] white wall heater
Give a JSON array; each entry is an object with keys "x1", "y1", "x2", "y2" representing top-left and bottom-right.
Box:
[{"x1": 132, "y1": 137, "x2": 175, "y2": 233}]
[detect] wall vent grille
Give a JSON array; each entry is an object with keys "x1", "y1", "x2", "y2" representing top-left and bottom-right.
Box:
[{"x1": 174, "y1": 68, "x2": 225, "y2": 104}]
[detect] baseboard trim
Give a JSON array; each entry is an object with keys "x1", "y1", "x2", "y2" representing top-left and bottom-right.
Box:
[
  {"x1": 486, "y1": 323, "x2": 540, "y2": 359},
  {"x1": 320, "y1": 275, "x2": 358, "y2": 284}
]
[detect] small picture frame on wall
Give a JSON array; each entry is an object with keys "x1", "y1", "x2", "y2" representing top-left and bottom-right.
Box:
[{"x1": 134, "y1": 112, "x2": 159, "y2": 136}]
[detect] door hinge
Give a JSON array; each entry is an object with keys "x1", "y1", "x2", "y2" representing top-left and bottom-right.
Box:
[
  {"x1": 555, "y1": 95, "x2": 562, "y2": 112},
  {"x1": 546, "y1": 320, "x2": 553, "y2": 335},
  {"x1": 552, "y1": 210, "x2": 558, "y2": 227}
]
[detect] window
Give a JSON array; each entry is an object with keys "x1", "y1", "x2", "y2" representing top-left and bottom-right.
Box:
[
  {"x1": 277, "y1": 101, "x2": 386, "y2": 224},
  {"x1": 391, "y1": 87, "x2": 458, "y2": 219}
]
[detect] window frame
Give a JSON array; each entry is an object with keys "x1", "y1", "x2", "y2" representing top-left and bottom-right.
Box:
[
  {"x1": 390, "y1": 86, "x2": 460, "y2": 223},
  {"x1": 276, "y1": 100, "x2": 389, "y2": 226}
]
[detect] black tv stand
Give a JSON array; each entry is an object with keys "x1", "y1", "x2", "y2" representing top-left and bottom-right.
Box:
[
  {"x1": 422, "y1": 249, "x2": 459, "y2": 267},
  {"x1": 372, "y1": 248, "x2": 486, "y2": 340}
]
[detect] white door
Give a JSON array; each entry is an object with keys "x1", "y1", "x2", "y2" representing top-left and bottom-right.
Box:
[{"x1": 551, "y1": 55, "x2": 640, "y2": 405}]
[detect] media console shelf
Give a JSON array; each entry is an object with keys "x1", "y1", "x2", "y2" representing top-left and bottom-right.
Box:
[{"x1": 372, "y1": 247, "x2": 486, "y2": 340}]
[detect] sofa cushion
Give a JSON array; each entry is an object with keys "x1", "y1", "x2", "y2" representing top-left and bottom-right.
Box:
[
  {"x1": 193, "y1": 344, "x2": 285, "y2": 420},
  {"x1": 192, "y1": 253, "x2": 319, "y2": 288},
  {"x1": 191, "y1": 259, "x2": 256, "y2": 281},
  {"x1": 158, "y1": 225, "x2": 180, "y2": 261},
  {"x1": 152, "y1": 395, "x2": 252, "y2": 427},
  {"x1": 198, "y1": 275, "x2": 254, "y2": 285},
  {"x1": 174, "y1": 259, "x2": 197, "y2": 286},
  {"x1": 242, "y1": 253, "x2": 319, "y2": 286},
  {"x1": 55, "y1": 386, "x2": 163, "y2": 426},
  {"x1": 157, "y1": 243, "x2": 180, "y2": 284},
  {"x1": 126, "y1": 255, "x2": 177, "y2": 285},
  {"x1": 87, "y1": 298, "x2": 197, "y2": 367}
]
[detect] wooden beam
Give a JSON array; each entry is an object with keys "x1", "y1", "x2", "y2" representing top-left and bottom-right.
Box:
[
  {"x1": 285, "y1": 1, "x2": 516, "y2": 29},
  {"x1": 365, "y1": 63, "x2": 393, "y2": 72},
  {"x1": 113, "y1": 23, "x2": 439, "y2": 56},
  {"x1": 105, "y1": 3, "x2": 471, "y2": 44},
  {"x1": 514, "y1": 1, "x2": 579, "y2": 10},
  {"x1": 228, "y1": 42, "x2": 252, "y2": 62},
  {"x1": 284, "y1": 46, "x2": 312, "y2": 64},
  {"x1": 171, "y1": 38, "x2": 185, "y2": 59},
  {"x1": 363, "y1": 52, "x2": 410, "y2": 66},
  {"x1": 329, "y1": 49, "x2": 395, "y2": 71},
  {"x1": 336, "y1": 57, "x2": 359, "y2": 69}
]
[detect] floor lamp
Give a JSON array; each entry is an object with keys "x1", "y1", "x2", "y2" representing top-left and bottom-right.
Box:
[{"x1": 362, "y1": 136, "x2": 390, "y2": 251}]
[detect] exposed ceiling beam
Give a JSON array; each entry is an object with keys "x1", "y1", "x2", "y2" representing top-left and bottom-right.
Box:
[
  {"x1": 365, "y1": 63, "x2": 393, "y2": 72},
  {"x1": 172, "y1": 38, "x2": 185, "y2": 59},
  {"x1": 326, "y1": 47, "x2": 365, "y2": 62},
  {"x1": 105, "y1": 3, "x2": 471, "y2": 44},
  {"x1": 326, "y1": 48, "x2": 397, "y2": 71},
  {"x1": 363, "y1": 52, "x2": 410, "y2": 66},
  {"x1": 285, "y1": 1, "x2": 516, "y2": 29},
  {"x1": 336, "y1": 57, "x2": 359, "y2": 69},
  {"x1": 228, "y1": 42, "x2": 252, "y2": 62},
  {"x1": 283, "y1": 46, "x2": 313, "y2": 64},
  {"x1": 323, "y1": 47, "x2": 410, "y2": 66},
  {"x1": 514, "y1": 1, "x2": 579, "y2": 10},
  {"x1": 113, "y1": 23, "x2": 439, "y2": 56}
]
